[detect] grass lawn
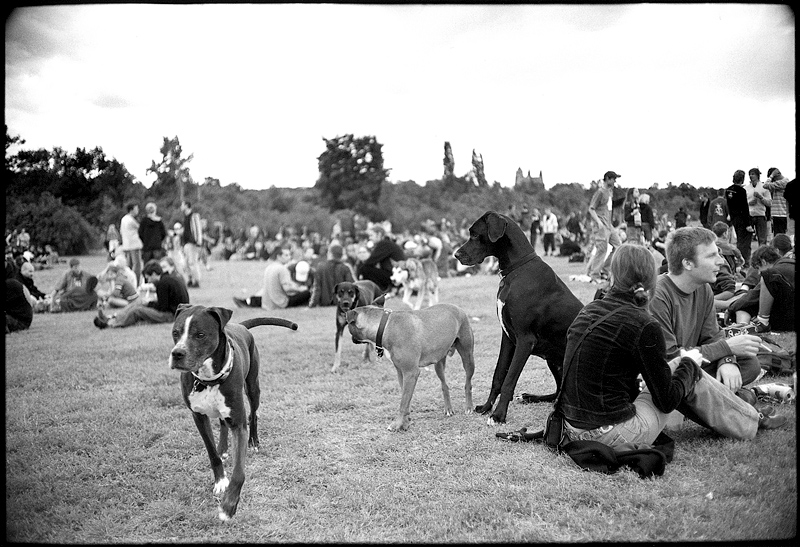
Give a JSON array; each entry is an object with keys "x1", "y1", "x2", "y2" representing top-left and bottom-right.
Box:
[{"x1": 5, "y1": 252, "x2": 796, "y2": 542}]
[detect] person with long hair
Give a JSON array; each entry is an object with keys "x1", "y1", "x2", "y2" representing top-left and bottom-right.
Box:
[
  {"x1": 622, "y1": 187, "x2": 643, "y2": 244},
  {"x1": 559, "y1": 243, "x2": 785, "y2": 449}
]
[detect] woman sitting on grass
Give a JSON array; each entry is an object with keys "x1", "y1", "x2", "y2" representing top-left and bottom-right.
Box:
[{"x1": 558, "y1": 243, "x2": 785, "y2": 449}]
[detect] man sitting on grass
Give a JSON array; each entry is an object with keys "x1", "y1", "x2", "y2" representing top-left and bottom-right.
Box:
[
  {"x1": 650, "y1": 227, "x2": 763, "y2": 395},
  {"x1": 94, "y1": 260, "x2": 188, "y2": 329}
]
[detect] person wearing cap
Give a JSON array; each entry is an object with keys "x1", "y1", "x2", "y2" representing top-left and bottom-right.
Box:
[
  {"x1": 309, "y1": 243, "x2": 355, "y2": 307},
  {"x1": 586, "y1": 171, "x2": 623, "y2": 282},
  {"x1": 119, "y1": 202, "x2": 144, "y2": 286},
  {"x1": 288, "y1": 260, "x2": 314, "y2": 294},
  {"x1": 233, "y1": 246, "x2": 310, "y2": 310}
]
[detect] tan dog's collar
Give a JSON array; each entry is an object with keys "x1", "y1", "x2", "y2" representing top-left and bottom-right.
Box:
[
  {"x1": 375, "y1": 309, "x2": 392, "y2": 358},
  {"x1": 192, "y1": 340, "x2": 235, "y2": 388}
]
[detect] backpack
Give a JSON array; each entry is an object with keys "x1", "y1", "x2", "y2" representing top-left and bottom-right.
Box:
[{"x1": 757, "y1": 337, "x2": 795, "y2": 374}]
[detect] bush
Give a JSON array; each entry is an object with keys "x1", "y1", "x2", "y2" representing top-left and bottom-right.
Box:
[{"x1": 6, "y1": 192, "x2": 100, "y2": 254}]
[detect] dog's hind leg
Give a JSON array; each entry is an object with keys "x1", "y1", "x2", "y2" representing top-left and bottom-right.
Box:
[
  {"x1": 192, "y1": 413, "x2": 227, "y2": 494},
  {"x1": 245, "y1": 352, "x2": 261, "y2": 450},
  {"x1": 454, "y1": 337, "x2": 475, "y2": 414},
  {"x1": 434, "y1": 358, "x2": 454, "y2": 416}
]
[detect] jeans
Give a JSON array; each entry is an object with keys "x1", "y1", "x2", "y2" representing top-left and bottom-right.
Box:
[
  {"x1": 751, "y1": 216, "x2": 769, "y2": 246},
  {"x1": 182, "y1": 243, "x2": 201, "y2": 284},
  {"x1": 565, "y1": 368, "x2": 759, "y2": 447},
  {"x1": 124, "y1": 249, "x2": 143, "y2": 286},
  {"x1": 586, "y1": 238, "x2": 609, "y2": 279},
  {"x1": 112, "y1": 301, "x2": 174, "y2": 328}
]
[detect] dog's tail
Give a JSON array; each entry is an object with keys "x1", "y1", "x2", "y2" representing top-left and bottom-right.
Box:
[{"x1": 240, "y1": 317, "x2": 298, "y2": 331}]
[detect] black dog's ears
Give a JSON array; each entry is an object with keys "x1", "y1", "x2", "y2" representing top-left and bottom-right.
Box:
[
  {"x1": 174, "y1": 303, "x2": 193, "y2": 318},
  {"x1": 207, "y1": 307, "x2": 233, "y2": 330},
  {"x1": 486, "y1": 211, "x2": 508, "y2": 243},
  {"x1": 371, "y1": 293, "x2": 387, "y2": 307}
]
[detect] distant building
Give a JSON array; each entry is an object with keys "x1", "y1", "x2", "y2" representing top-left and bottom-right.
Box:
[{"x1": 515, "y1": 168, "x2": 544, "y2": 192}]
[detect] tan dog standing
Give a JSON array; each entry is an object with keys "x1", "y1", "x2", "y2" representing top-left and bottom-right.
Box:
[
  {"x1": 390, "y1": 257, "x2": 439, "y2": 310},
  {"x1": 346, "y1": 303, "x2": 474, "y2": 431}
]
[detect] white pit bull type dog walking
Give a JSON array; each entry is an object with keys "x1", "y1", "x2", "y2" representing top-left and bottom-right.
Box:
[{"x1": 345, "y1": 302, "x2": 474, "y2": 431}]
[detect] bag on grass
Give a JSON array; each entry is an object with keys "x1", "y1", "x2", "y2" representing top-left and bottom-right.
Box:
[
  {"x1": 543, "y1": 409, "x2": 567, "y2": 451},
  {"x1": 757, "y1": 338, "x2": 795, "y2": 374}
]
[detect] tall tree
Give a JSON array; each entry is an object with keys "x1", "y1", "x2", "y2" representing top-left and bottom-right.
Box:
[
  {"x1": 315, "y1": 134, "x2": 390, "y2": 220},
  {"x1": 443, "y1": 141, "x2": 455, "y2": 178},
  {"x1": 147, "y1": 136, "x2": 194, "y2": 205},
  {"x1": 472, "y1": 149, "x2": 487, "y2": 187}
]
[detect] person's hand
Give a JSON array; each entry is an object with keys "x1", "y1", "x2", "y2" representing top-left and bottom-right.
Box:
[
  {"x1": 680, "y1": 347, "x2": 707, "y2": 367},
  {"x1": 725, "y1": 334, "x2": 760, "y2": 358},
  {"x1": 716, "y1": 362, "x2": 742, "y2": 391}
]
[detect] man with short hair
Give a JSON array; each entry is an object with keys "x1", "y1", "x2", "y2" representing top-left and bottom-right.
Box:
[
  {"x1": 764, "y1": 167, "x2": 788, "y2": 236},
  {"x1": 586, "y1": 171, "x2": 623, "y2": 281},
  {"x1": 94, "y1": 261, "x2": 189, "y2": 329},
  {"x1": 138, "y1": 202, "x2": 167, "y2": 263},
  {"x1": 745, "y1": 167, "x2": 772, "y2": 246},
  {"x1": 233, "y1": 247, "x2": 310, "y2": 309},
  {"x1": 725, "y1": 170, "x2": 753, "y2": 266},
  {"x1": 650, "y1": 227, "x2": 763, "y2": 394},
  {"x1": 119, "y1": 202, "x2": 144, "y2": 286}
]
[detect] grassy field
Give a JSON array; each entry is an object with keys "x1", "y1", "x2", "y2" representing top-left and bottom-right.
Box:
[{"x1": 5, "y1": 252, "x2": 796, "y2": 543}]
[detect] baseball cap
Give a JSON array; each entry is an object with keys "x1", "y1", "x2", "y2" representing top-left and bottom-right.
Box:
[
  {"x1": 604, "y1": 171, "x2": 621, "y2": 180},
  {"x1": 294, "y1": 260, "x2": 310, "y2": 283},
  {"x1": 69, "y1": 257, "x2": 80, "y2": 267}
]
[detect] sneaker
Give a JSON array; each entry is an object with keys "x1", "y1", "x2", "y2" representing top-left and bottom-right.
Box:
[
  {"x1": 735, "y1": 388, "x2": 758, "y2": 406},
  {"x1": 233, "y1": 296, "x2": 247, "y2": 308},
  {"x1": 748, "y1": 319, "x2": 770, "y2": 333},
  {"x1": 758, "y1": 412, "x2": 787, "y2": 430},
  {"x1": 97, "y1": 308, "x2": 109, "y2": 322},
  {"x1": 93, "y1": 316, "x2": 108, "y2": 330}
]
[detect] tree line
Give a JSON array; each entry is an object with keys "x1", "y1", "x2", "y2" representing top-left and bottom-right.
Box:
[{"x1": 5, "y1": 128, "x2": 707, "y2": 254}]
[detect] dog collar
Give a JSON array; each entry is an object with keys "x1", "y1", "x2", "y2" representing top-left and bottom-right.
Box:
[
  {"x1": 499, "y1": 251, "x2": 538, "y2": 279},
  {"x1": 375, "y1": 309, "x2": 392, "y2": 358},
  {"x1": 192, "y1": 340, "x2": 235, "y2": 388}
]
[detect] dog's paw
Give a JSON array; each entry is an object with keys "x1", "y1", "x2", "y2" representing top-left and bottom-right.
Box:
[
  {"x1": 444, "y1": 408, "x2": 455, "y2": 417},
  {"x1": 474, "y1": 403, "x2": 492, "y2": 415},
  {"x1": 213, "y1": 476, "x2": 229, "y2": 495},
  {"x1": 486, "y1": 415, "x2": 506, "y2": 426}
]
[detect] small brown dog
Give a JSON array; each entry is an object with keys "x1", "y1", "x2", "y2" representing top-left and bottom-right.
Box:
[
  {"x1": 346, "y1": 302, "x2": 474, "y2": 431},
  {"x1": 332, "y1": 280, "x2": 382, "y2": 372}
]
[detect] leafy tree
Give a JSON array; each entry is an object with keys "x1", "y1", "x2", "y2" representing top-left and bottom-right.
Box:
[
  {"x1": 147, "y1": 136, "x2": 194, "y2": 206},
  {"x1": 6, "y1": 192, "x2": 98, "y2": 254},
  {"x1": 471, "y1": 149, "x2": 487, "y2": 187},
  {"x1": 315, "y1": 134, "x2": 389, "y2": 220},
  {"x1": 443, "y1": 141, "x2": 455, "y2": 178}
]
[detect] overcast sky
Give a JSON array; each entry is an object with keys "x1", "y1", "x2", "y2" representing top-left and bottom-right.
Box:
[{"x1": 5, "y1": 4, "x2": 796, "y2": 191}]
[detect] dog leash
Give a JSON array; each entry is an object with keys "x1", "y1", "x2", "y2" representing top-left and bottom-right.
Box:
[
  {"x1": 192, "y1": 340, "x2": 235, "y2": 390},
  {"x1": 375, "y1": 309, "x2": 392, "y2": 358}
]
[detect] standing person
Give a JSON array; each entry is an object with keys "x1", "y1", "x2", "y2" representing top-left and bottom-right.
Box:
[
  {"x1": 745, "y1": 167, "x2": 772, "y2": 247},
  {"x1": 105, "y1": 224, "x2": 121, "y2": 261},
  {"x1": 649, "y1": 227, "x2": 763, "y2": 391},
  {"x1": 555, "y1": 244, "x2": 784, "y2": 452},
  {"x1": 180, "y1": 200, "x2": 203, "y2": 288},
  {"x1": 623, "y1": 188, "x2": 643, "y2": 244},
  {"x1": 638, "y1": 193, "x2": 655, "y2": 245},
  {"x1": 529, "y1": 208, "x2": 541, "y2": 250},
  {"x1": 698, "y1": 192, "x2": 710, "y2": 228},
  {"x1": 673, "y1": 206, "x2": 689, "y2": 229},
  {"x1": 518, "y1": 204, "x2": 532, "y2": 235},
  {"x1": 707, "y1": 188, "x2": 729, "y2": 237},
  {"x1": 119, "y1": 202, "x2": 144, "y2": 286},
  {"x1": 309, "y1": 243, "x2": 354, "y2": 307},
  {"x1": 233, "y1": 246, "x2": 310, "y2": 309},
  {"x1": 764, "y1": 167, "x2": 788, "y2": 236},
  {"x1": 94, "y1": 261, "x2": 189, "y2": 329},
  {"x1": 565, "y1": 212, "x2": 584, "y2": 244},
  {"x1": 725, "y1": 169, "x2": 753, "y2": 266},
  {"x1": 138, "y1": 202, "x2": 167, "y2": 264},
  {"x1": 588, "y1": 171, "x2": 623, "y2": 275},
  {"x1": 540, "y1": 207, "x2": 559, "y2": 256}
]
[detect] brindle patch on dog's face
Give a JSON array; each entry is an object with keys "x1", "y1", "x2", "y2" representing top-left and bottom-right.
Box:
[{"x1": 169, "y1": 309, "x2": 223, "y2": 374}]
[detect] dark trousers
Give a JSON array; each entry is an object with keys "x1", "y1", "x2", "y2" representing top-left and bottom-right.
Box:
[
  {"x1": 731, "y1": 216, "x2": 752, "y2": 265},
  {"x1": 751, "y1": 216, "x2": 769, "y2": 246},
  {"x1": 357, "y1": 264, "x2": 393, "y2": 292},
  {"x1": 772, "y1": 216, "x2": 787, "y2": 235}
]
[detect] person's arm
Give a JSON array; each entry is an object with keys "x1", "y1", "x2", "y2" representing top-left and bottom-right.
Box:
[{"x1": 637, "y1": 322, "x2": 700, "y2": 414}]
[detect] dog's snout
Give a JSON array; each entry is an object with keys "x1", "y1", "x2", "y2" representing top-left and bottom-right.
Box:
[{"x1": 171, "y1": 347, "x2": 186, "y2": 360}]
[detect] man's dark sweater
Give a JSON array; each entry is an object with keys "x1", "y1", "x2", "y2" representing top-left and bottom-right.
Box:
[{"x1": 148, "y1": 274, "x2": 189, "y2": 315}]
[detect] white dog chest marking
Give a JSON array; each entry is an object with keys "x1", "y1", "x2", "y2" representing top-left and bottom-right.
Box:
[
  {"x1": 496, "y1": 298, "x2": 510, "y2": 338},
  {"x1": 188, "y1": 385, "x2": 231, "y2": 421}
]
